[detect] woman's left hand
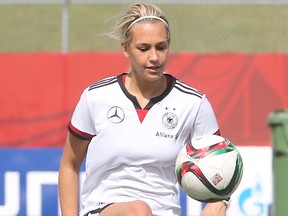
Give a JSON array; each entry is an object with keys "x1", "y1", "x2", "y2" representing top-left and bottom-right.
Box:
[{"x1": 200, "y1": 201, "x2": 227, "y2": 216}]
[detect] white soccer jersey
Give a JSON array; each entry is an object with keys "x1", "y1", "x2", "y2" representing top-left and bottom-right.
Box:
[{"x1": 69, "y1": 73, "x2": 219, "y2": 216}]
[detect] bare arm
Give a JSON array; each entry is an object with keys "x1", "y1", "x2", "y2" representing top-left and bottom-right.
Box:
[{"x1": 58, "y1": 132, "x2": 90, "y2": 216}]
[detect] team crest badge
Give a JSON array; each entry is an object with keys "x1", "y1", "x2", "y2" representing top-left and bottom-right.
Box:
[{"x1": 162, "y1": 112, "x2": 178, "y2": 129}]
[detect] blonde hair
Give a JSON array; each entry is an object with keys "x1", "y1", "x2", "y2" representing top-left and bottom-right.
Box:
[{"x1": 107, "y1": 3, "x2": 170, "y2": 46}]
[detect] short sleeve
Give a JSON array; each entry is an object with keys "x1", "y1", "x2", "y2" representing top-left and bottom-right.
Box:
[
  {"x1": 192, "y1": 95, "x2": 219, "y2": 138},
  {"x1": 68, "y1": 88, "x2": 95, "y2": 140}
]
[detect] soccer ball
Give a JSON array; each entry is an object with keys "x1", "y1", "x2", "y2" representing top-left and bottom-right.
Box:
[{"x1": 175, "y1": 135, "x2": 243, "y2": 202}]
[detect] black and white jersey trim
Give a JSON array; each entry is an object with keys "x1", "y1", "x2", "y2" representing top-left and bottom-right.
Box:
[
  {"x1": 88, "y1": 74, "x2": 203, "y2": 99},
  {"x1": 89, "y1": 76, "x2": 118, "y2": 91},
  {"x1": 174, "y1": 80, "x2": 203, "y2": 98}
]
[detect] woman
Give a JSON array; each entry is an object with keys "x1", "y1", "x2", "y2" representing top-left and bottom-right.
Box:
[{"x1": 58, "y1": 3, "x2": 228, "y2": 216}]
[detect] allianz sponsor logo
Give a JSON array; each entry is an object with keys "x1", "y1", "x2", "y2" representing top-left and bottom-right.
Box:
[
  {"x1": 155, "y1": 131, "x2": 179, "y2": 140},
  {"x1": 155, "y1": 131, "x2": 174, "y2": 139}
]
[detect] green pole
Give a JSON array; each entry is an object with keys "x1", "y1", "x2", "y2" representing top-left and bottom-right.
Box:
[{"x1": 268, "y1": 110, "x2": 288, "y2": 216}]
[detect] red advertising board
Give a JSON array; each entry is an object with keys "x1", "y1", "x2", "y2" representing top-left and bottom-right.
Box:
[{"x1": 0, "y1": 52, "x2": 287, "y2": 147}]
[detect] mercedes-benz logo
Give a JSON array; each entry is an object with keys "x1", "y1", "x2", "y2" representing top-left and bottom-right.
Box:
[{"x1": 107, "y1": 106, "x2": 125, "y2": 123}]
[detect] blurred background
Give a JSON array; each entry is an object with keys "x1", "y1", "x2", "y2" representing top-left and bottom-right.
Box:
[
  {"x1": 0, "y1": 0, "x2": 287, "y2": 52},
  {"x1": 0, "y1": 0, "x2": 287, "y2": 215}
]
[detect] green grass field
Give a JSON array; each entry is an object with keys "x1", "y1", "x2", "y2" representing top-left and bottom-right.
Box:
[{"x1": 0, "y1": 4, "x2": 287, "y2": 53}]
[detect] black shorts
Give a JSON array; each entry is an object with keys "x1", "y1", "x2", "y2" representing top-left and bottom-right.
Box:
[{"x1": 84, "y1": 203, "x2": 114, "y2": 216}]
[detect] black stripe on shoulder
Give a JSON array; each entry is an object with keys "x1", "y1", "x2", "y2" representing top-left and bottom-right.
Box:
[
  {"x1": 174, "y1": 80, "x2": 203, "y2": 98},
  {"x1": 89, "y1": 76, "x2": 118, "y2": 91}
]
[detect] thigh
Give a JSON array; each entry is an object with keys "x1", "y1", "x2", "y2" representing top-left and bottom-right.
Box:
[{"x1": 100, "y1": 200, "x2": 153, "y2": 216}]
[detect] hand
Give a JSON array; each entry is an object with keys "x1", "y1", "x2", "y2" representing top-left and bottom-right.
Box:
[{"x1": 200, "y1": 201, "x2": 227, "y2": 216}]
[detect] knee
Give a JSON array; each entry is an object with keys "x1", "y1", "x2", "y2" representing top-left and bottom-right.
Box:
[{"x1": 128, "y1": 200, "x2": 153, "y2": 216}]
